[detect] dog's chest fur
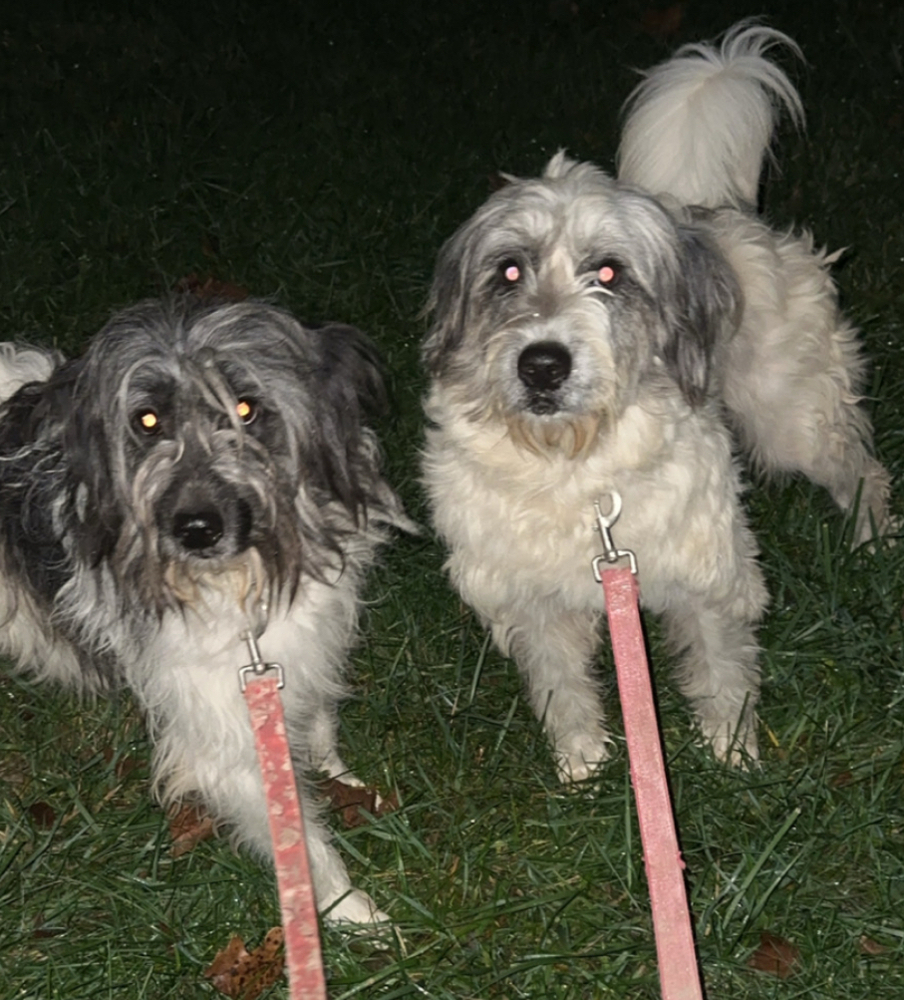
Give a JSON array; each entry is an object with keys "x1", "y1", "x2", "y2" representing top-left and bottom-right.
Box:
[{"x1": 424, "y1": 383, "x2": 755, "y2": 618}]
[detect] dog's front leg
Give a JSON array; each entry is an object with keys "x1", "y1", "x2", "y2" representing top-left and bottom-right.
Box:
[
  {"x1": 301, "y1": 800, "x2": 391, "y2": 925},
  {"x1": 661, "y1": 597, "x2": 762, "y2": 765},
  {"x1": 494, "y1": 606, "x2": 611, "y2": 782}
]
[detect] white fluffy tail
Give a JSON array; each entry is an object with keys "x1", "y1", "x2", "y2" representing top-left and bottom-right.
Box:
[{"x1": 617, "y1": 21, "x2": 804, "y2": 209}]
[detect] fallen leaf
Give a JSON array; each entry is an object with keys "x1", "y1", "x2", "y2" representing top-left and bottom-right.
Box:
[
  {"x1": 27, "y1": 801, "x2": 57, "y2": 829},
  {"x1": 174, "y1": 273, "x2": 249, "y2": 302},
  {"x1": 748, "y1": 931, "x2": 801, "y2": 978},
  {"x1": 169, "y1": 803, "x2": 216, "y2": 857},
  {"x1": 205, "y1": 928, "x2": 285, "y2": 999},
  {"x1": 859, "y1": 935, "x2": 888, "y2": 955},
  {"x1": 320, "y1": 778, "x2": 399, "y2": 829}
]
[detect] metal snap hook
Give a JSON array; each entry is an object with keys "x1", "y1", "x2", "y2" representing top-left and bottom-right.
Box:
[{"x1": 592, "y1": 492, "x2": 638, "y2": 577}]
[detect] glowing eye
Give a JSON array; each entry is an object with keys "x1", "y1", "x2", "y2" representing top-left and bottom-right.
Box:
[
  {"x1": 236, "y1": 398, "x2": 256, "y2": 424},
  {"x1": 499, "y1": 259, "x2": 522, "y2": 284},
  {"x1": 136, "y1": 409, "x2": 161, "y2": 434},
  {"x1": 595, "y1": 261, "x2": 620, "y2": 287}
]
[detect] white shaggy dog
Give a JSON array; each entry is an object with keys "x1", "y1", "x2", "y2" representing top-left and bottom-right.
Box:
[
  {"x1": 421, "y1": 23, "x2": 893, "y2": 781},
  {"x1": 0, "y1": 296, "x2": 409, "y2": 924}
]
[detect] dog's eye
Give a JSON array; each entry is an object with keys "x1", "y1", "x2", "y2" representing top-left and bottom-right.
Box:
[
  {"x1": 134, "y1": 409, "x2": 163, "y2": 436},
  {"x1": 499, "y1": 259, "x2": 522, "y2": 284},
  {"x1": 235, "y1": 398, "x2": 258, "y2": 424},
  {"x1": 591, "y1": 259, "x2": 622, "y2": 289}
]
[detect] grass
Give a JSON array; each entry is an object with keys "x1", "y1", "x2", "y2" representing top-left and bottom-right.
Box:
[{"x1": 1, "y1": 0, "x2": 903, "y2": 996}]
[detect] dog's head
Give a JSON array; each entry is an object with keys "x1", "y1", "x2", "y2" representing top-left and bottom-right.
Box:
[
  {"x1": 0, "y1": 297, "x2": 395, "y2": 615},
  {"x1": 424, "y1": 153, "x2": 739, "y2": 456}
]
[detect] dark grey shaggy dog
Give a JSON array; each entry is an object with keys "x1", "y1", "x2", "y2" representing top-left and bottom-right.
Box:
[{"x1": 0, "y1": 296, "x2": 409, "y2": 924}]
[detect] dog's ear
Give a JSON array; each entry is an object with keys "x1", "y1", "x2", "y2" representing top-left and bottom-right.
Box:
[
  {"x1": 317, "y1": 322, "x2": 385, "y2": 417},
  {"x1": 423, "y1": 231, "x2": 471, "y2": 378},
  {"x1": 658, "y1": 226, "x2": 740, "y2": 406},
  {"x1": 44, "y1": 357, "x2": 125, "y2": 560},
  {"x1": 311, "y1": 323, "x2": 387, "y2": 515},
  {"x1": 0, "y1": 354, "x2": 121, "y2": 594}
]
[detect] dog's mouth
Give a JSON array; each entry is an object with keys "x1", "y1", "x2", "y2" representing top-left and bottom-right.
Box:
[
  {"x1": 498, "y1": 336, "x2": 607, "y2": 457},
  {"x1": 524, "y1": 392, "x2": 561, "y2": 415}
]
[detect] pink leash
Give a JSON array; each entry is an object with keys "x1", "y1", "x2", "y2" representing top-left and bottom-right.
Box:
[
  {"x1": 593, "y1": 497, "x2": 704, "y2": 1000},
  {"x1": 241, "y1": 631, "x2": 328, "y2": 1000}
]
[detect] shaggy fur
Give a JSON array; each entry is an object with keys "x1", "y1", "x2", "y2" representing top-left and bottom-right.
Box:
[
  {"x1": 422, "y1": 23, "x2": 894, "y2": 781},
  {"x1": 0, "y1": 296, "x2": 409, "y2": 924}
]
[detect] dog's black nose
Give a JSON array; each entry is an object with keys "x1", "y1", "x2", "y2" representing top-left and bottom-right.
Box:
[
  {"x1": 173, "y1": 510, "x2": 224, "y2": 552},
  {"x1": 517, "y1": 342, "x2": 572, "y2": 391}
]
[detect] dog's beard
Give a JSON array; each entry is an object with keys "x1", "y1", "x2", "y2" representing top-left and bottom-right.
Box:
[
  {"x1": 505, "y1": 411, "x2": 605, "y2": 459},
  {"x1": 161, "y1": 546, "x2": 270, "y2": 618},
  {"x1": 105, "y1": 434, "x2": 310, "y2": 618},
  {"x1": 114, "y1": 516, "x2": 290, "y2": 619}
]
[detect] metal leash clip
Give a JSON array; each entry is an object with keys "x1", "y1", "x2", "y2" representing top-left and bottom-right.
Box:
[
  {"x1": 592, "y1": 492, "x2": 638, "y2": 578},
  {"x1": 238, "y1": 628, "x2": 286, "y2": 692}
]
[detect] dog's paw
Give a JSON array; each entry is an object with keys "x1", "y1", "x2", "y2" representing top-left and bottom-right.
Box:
[
  {"x1": 554, "y1": 732, "x2": 612, "y2": 783},
  {"x1": 706, "y1": 723, "x2": 759, "y2": 768},
  {"x1": 322, "y1": 888, "x2": 391, "y2": 927}
]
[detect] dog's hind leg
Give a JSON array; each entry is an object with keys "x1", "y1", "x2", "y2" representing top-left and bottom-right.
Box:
[
  {"x1": 726, "y1": 341, "x2": 891, "y2": 544},
  {"x1": 307, "y1": 706, "x2": 365, "y2": 786},
  {"x1": 496, "y1": 606, "x2": 611, "y2": 783},
  {"x1": 718, "y1": 223, "x2": 892, "y2": 543}
]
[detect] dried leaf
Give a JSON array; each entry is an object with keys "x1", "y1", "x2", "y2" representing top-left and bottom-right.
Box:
[
  {"x1": 27, "y1": 801, "x2": 57, "y2": 829},
  {"x1": 859, "y1": 935, "x2": 888, "y2": 956},
  {"x1": 205, "y1": 928, "x2": 285, "y2": 999},
  {"x1": 168, "y1": 803, "x2": 216, "y2": 857},
  {"x1": 320, "y1": 777, "x2": 399, "y2": 829},
  {"x1": 748, "y1": 931, "x2": 801, "y2": 978}
]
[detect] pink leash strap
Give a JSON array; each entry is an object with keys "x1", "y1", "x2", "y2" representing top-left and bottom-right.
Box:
[
  {"x1": 594, "y1": 499, "x2": 704, "y2": 1000},
  {"x1": 241, "y1": 634, "x2": 328, "y2": 1000}
]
